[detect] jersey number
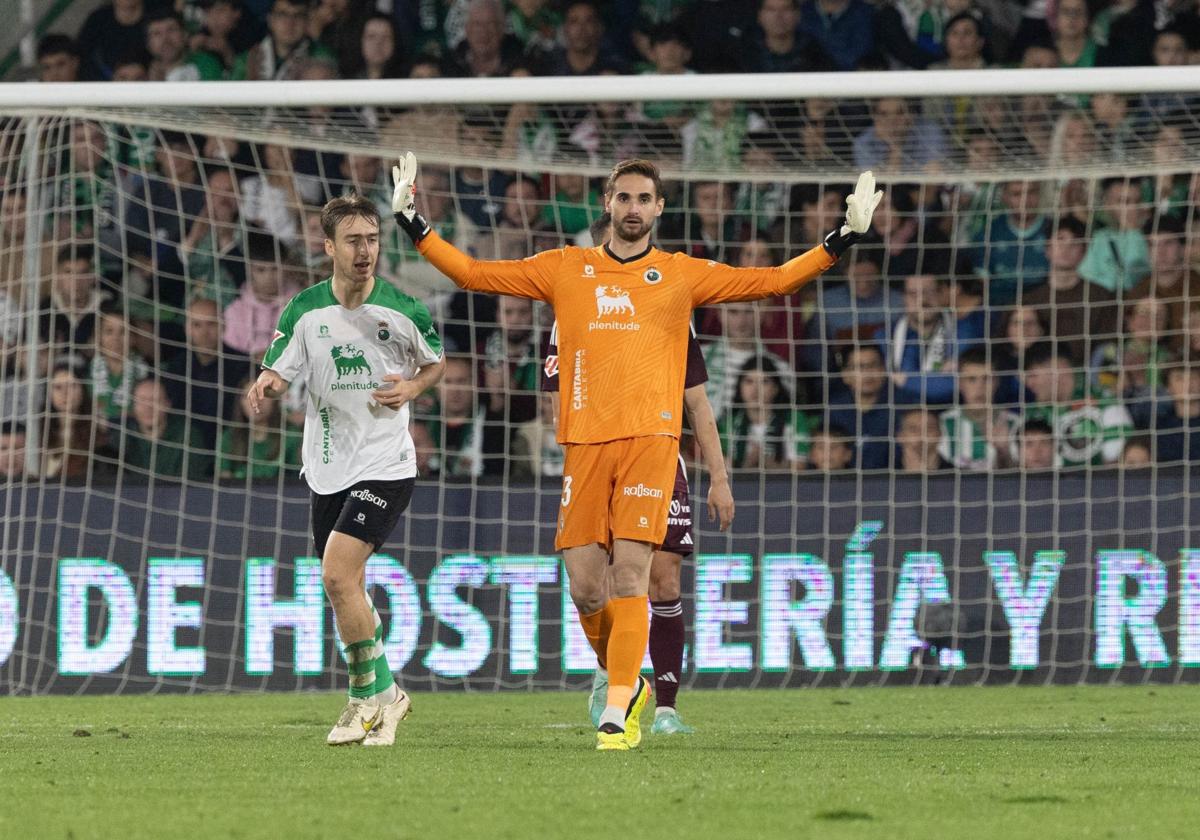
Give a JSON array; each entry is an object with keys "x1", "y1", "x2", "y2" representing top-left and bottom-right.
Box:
[{"x1": 561, "y1": 475, "x2": 573, "y2": 508}]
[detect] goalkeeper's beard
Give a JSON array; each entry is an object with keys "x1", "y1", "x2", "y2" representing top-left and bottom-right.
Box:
[{"x1": 613, "y1": 215, "x2": 655, "y2": 244}]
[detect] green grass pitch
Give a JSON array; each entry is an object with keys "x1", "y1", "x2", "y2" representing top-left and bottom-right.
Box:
[{"x1": 2, "y1": 686, "x2": 1196, "y2": 839}]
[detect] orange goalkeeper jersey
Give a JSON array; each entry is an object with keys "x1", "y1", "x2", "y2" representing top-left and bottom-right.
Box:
[{"x1": 419, "y1": 233, "x2": 836, "y2": 444}]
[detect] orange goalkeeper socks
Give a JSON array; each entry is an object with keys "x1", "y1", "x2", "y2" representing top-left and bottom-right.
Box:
[
  {"x1": 579, "y1": 606, "x2": 608, "y2": 670},
  {"x1": 604, "y1": 595, "x2": 650, "y2": 711}
]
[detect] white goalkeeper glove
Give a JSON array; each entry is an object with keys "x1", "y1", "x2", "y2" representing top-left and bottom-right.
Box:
[
  {"x1": 823, "y1": 170, "x2": 884, "y2": 258},
  {"x1": 391, "y1": 151, "x2": 431, "y2": 243}
]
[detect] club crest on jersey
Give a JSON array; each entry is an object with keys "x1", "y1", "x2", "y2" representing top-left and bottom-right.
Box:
[
  {"x1": 376, "y1": 321, "x2": 390, "y2": 342},
  {"x1": 544, "y1": 355, "x2": 559, "y2": 379},
  {"x1": 331, "y1": 344, "x2": 372, "y2": 378},
  {"x1": 319, "y1": 324, "x2": 330, "y2": 338},
  {"x1": 595, "y1": 285, "x2": 634, "y2": 316},
  {"x1": 643, "y1": 267, "x2": 662, "y2": 285}
]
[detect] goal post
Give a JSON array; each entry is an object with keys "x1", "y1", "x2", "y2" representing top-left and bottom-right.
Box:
[{"x1": 1, "y1": 68, "x2": 1199, "y2": 694}]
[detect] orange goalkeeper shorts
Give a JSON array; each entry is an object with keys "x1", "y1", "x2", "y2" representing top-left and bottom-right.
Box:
[{"x1": 555, "y1": 435, "x2": 680, "y2": 551}]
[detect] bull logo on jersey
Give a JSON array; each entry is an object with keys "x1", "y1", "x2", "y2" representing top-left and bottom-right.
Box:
[
  {"x1": 595, "y1": 285, "x2": 634, "y2": 317},
  {"x1": 331, "y1": 344, "x2": 372, "y2": 378}
]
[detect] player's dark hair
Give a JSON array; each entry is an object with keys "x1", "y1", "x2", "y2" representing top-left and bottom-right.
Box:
[
  {"x1": 321, "y1": 194, "x2": 381, "y2": 240},
  {"x1": 0, "y1": 420, "x2": 26, "y2": 438},
  {"x1": 605, "y1": 159, "x2": 663, "y2": 201}
]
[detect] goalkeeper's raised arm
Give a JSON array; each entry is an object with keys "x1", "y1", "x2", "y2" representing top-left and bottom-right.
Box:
[
  {"x1": 392, "y1": 151, "x2": 881, "y2": 308},
  {"x1": 682, "y1": 170, "x2": 884, "y2": 307},
  {"x1": 391, "y1": 152, "x2": 560, "y2": 302}
]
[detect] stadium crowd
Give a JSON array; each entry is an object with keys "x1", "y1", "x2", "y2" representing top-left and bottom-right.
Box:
[{"x1": 1, "y1": 0, "x2": 1199, "y2": 482}]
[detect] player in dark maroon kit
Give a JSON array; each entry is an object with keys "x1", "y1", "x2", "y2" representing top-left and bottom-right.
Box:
[{"x1": 541, "y1": 214, "x2": 734, "y2": 734}]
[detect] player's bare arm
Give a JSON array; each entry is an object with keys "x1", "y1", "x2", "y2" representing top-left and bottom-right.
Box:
[
  {"x1": 372, "y1": 358, "x2": 446, "y2": 410},
  {"x1": 247, "y1": 368, "x2": 289, "y2": 415},
  {"x1": 683, "y1": 384, "x2": 734, "y2": 531}
]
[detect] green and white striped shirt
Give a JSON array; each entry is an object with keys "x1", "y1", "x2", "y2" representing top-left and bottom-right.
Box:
[{"x1": 938, "y1": 408, "x2": 1020, "y2": 470}]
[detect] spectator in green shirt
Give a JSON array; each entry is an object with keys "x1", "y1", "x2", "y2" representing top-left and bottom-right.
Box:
[
  {"x1": 125, "y1": 377, "x2": 213, "y2": 481},
  {"x1": 219, "y1": 375, "x2": 302, "y2": 481},
  {"x1": 145, "y1": 9, "x2": 226, "y2": 81},
  {"x1": 91, "y1": 303, "x2": 150, "y2": 431},
  {"x1": 1078, "y1": 177, "x2": 1151, "y2": 293}
]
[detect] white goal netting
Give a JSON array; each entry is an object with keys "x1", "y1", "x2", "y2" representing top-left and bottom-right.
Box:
[{"x1": 2, "y1": 71, "x2": 1200, "y2": 694}]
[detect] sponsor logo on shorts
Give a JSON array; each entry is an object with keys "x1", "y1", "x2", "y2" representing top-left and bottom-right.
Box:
[
  {"x1": 623, "y1": 483, "x2": 664, "y2": 499},
  {"x1": 680, "y1": 533, "x2": 693, "y2": 545},
  {"x1": 639, "y1": 517, "x2": 649, "y2": 527},
  {"x1": 667, "y1": 498, "x2": 692, "y2": 526},
  {"x1": 350, "y1": 489, "x2": 389, "y2": 509},
  {"x1": 355, "y1": 512, "x2": 366, "y2": 524}
]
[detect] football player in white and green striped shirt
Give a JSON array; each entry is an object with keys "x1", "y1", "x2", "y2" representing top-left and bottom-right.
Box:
[{"x1": 938, "y1": 346, "x2": 1019, "y2": 470}]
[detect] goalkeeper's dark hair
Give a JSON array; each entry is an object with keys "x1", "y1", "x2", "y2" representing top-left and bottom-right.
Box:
[
  {"x1": 321, "y1": 194, "x2": 381, "y2": 240},
  {"x1": 605, "y1": 159, "x2": 663, "y2": 200}
]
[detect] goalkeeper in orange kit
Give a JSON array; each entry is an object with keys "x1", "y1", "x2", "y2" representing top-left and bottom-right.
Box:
[{"x1": 393, "y1": 154, "x2": 882, "y2": 750}]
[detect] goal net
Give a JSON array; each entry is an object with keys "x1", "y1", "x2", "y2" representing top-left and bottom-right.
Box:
[{"x1": 2, "y1": 70, "x2": 1199, "y2": 694}]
